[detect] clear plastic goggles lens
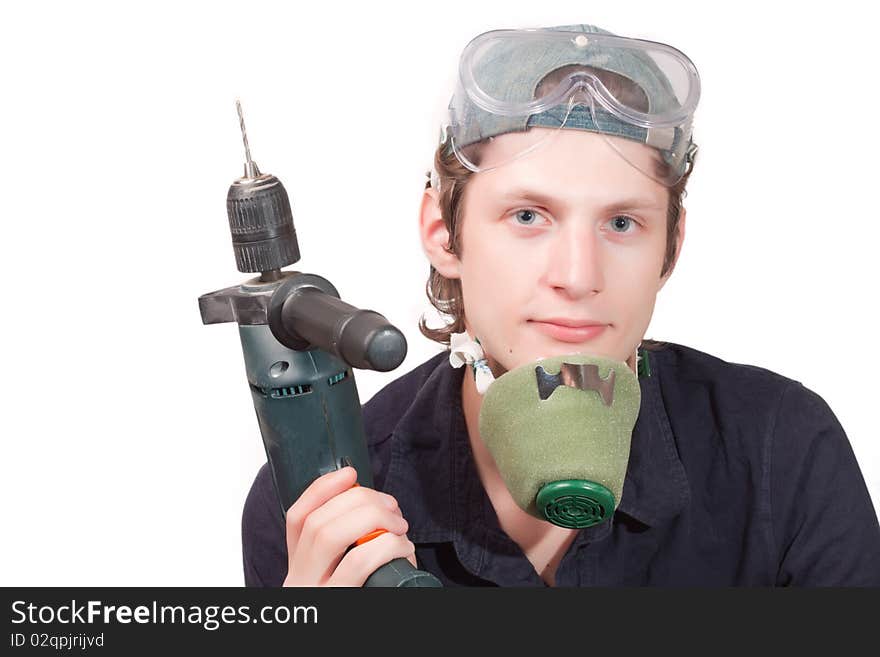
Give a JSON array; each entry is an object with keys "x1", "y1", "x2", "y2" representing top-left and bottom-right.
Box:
[
  {"x1": 461, "y1": 30, "x2": 698, "y2": 122},
  {"x1": 446, "y1": 29, "x2": 700, "y2": 186}
]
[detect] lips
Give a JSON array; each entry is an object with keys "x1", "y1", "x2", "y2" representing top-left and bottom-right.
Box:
[
  {"x1": 532, "y1": 317, "x2": 606, "y2": 328},
  {"x1": 528, "y1": 319, "x2": 608, "y2": 343}
]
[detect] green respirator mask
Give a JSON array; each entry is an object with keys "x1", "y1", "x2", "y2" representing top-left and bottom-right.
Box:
[{"x1": 453, "y1": 335, "x2": 645, "y2": 529}]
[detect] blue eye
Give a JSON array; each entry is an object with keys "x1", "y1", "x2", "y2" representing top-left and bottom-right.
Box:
[
  {"x1": 609, "y1": 215, "x2": 637, "y2": 233},
  {"x1": 513, "y1": 209, "x2": 541, "y2": 225}
]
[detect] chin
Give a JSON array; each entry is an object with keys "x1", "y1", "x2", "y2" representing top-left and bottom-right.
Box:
[{"x1": 502, "y1": 345, "x2": 601, "y2": 371}]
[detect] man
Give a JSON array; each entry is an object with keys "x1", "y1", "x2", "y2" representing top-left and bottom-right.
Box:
[{"x1": 242, "y1": 24, "x2": 880, "y2": 587}]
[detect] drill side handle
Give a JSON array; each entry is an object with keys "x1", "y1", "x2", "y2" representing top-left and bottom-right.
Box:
[{"x1": 267, "y1": 272, "x2": 407, "y2": 372}]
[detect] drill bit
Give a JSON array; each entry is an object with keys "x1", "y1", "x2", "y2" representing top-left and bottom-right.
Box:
[{"x1": 236, "y1": 99, "x2": 261, "y2": 179}]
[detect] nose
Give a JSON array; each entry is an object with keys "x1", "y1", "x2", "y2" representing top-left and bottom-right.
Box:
[{"x1": 543, "y1": 220, "x2": 604, "y2": 298}]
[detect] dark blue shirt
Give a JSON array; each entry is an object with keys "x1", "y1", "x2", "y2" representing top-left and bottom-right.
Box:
[{"x1": 242, "y1": 341, "x2": 880, "y2": 586}]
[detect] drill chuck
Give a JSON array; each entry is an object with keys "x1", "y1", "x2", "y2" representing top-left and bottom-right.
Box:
[{"x1": 226, "y1": 174, "x2": 300, "y2": 273}]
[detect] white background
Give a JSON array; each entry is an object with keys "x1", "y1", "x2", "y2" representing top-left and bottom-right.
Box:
[{"x1": 1, "y1": 0, "x2": 877, "y2": 585}]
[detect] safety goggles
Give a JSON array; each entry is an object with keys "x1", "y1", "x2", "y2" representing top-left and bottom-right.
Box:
[{"x1": 444, "y1": 26, "x2": 701, "y2": 186}]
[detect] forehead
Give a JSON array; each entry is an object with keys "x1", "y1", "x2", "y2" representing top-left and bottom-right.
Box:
[{"x1": 469, "y1": 128, "x2": 668, "y2": 209}]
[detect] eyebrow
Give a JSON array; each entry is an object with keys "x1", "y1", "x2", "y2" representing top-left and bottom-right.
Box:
[{"x1": 497, "y1": 187, "x2": 667, "y2": 212}]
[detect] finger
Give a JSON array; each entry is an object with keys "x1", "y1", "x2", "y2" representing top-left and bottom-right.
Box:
[
  {"x1": 355, "y1": 483, "x2": 402, "y2": 515},
  {"x1": 306, "y1": 504, "x2": 409, "y2": 583},
  {"x1": 285, "y1": 467, "x2": 357, "y2": 549},
  {"x1": 329, "y1": 532, "x2": 417, "y2": 587},
  {"x1": 301, "y1": 484, "x2": 400, "y2": 544}
]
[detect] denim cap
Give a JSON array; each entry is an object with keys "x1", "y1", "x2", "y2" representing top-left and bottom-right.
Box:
[{"x1": 444, "y1": 24, "x2": 699, "y2": 184}]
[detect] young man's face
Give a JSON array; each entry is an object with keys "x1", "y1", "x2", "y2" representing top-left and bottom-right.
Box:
[{"x1": 422, "y1": 128, "x2": 685, "y2": 375}]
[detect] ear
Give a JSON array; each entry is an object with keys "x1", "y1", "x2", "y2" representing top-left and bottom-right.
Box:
[
  {"x1": 658, "y1": 205, "x2": 686, "y2": 292},
  {"x1": 419, "y1": 186, "x2": 461, "y2": 279}
]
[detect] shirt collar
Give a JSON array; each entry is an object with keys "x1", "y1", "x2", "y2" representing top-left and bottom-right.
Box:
[{"x1": 384, "y1": 348, "x2": 691, "y2": 548}]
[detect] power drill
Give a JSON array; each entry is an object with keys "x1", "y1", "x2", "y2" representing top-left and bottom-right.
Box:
[{"x1": 198, "y1": 101, "x2": 442, "y2": 587}]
